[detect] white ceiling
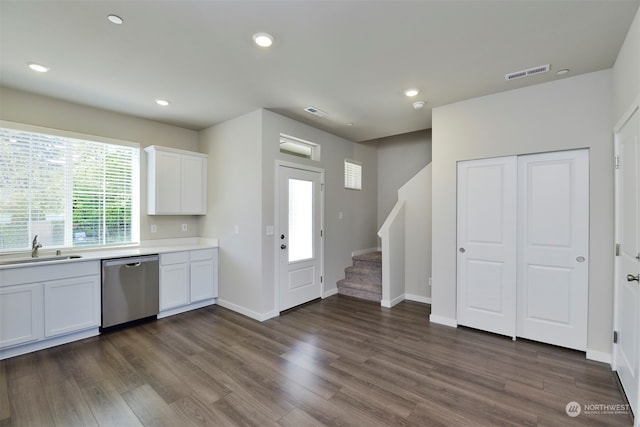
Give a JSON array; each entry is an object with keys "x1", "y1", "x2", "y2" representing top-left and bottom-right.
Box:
[{"x1": 1, "y1": 0, "x2": 638, "y2": 142}]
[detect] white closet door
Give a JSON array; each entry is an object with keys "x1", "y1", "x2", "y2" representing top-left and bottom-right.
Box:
[
  {"x1": 516, "y1": 149, "x2": 589, "y2": 350},
  {"x1": 457, "y1": 157, "x2": 517, "y2": 337}
]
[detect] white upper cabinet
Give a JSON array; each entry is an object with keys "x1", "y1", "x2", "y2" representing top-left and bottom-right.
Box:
[{"x1": 145, "y1": 145, "x2": 207, "y2": 215}]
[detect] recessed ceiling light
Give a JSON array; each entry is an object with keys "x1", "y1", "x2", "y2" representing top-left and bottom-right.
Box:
[
  {"x1": 556, "y1": 69, "x2": 570, "y2": 76},
  {"x1": 155, "y1": 99, "x2": 169, "y2": 106},
  {"x1": 404, "y1": 88, "x2": 419, "y2": 97},
  {"x1": 253, "y1": 32, "x2": 273, "y2": 47},
  {"x1": 412, "y1": 101, "x2": 425, "y2": 110},
  {"x1": 107, "y1": 14, "x2": 124, "y2": 25},
  {"x1": 28, "y1": 62, "x2": 49, "y2": 73}
]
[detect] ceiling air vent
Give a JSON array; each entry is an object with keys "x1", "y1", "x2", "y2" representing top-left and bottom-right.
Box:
[
  {"x1": 304, "y1": 106, "x2": 329, "y2": 117},
  {"x1": 505, "y1": 64, "x2": 550, "y2": 81}
]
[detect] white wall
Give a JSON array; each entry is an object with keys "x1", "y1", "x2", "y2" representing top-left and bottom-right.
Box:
[
  {"x1": 198, "y1": 110, "x2": 264, "y2": 317},
  {"x1": 398, "y1": 163, "x2": 432, "y2": 301},
  {"x1": 0, "y1": 87, "x2": 201, "y2": 242},
  {"x1": 199, "y1": 109, "x2": 378, "y2": 319},
  {"x1": 431, "y1": 70, "x2": 614, "y2": 355},
  {"x1": 613, "y1": 7, "x2": 640, "y2": 122}
]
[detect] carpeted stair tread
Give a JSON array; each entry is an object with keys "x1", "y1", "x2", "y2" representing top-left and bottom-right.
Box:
[{"x1": 337, "y1": 251, "x2": 383, "y2": 302}]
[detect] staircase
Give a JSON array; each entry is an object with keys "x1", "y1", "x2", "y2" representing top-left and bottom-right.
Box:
[{"x1": 337, "y1": 251, "x2": 382, "y2": 302}]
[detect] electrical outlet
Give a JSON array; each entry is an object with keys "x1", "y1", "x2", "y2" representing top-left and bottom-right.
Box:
[
  {"x1": 150, "y1": 224, "x2": 157, "y2": 233},
  {"x1": 181, "y1": 224, "x2": 188, "y2": 232}
]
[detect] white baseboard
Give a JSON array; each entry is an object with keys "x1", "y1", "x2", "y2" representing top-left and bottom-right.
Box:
[
  {"x1": 351, "y1": 247, "x2": 380, "y2": 257},
  {"x1": 216, "y1": 298, "x2": 279, "y2": 322},
  {"x1": 586, "y1": 349, "x2": 612, "y2": 365},
  {"x1": 323, "y1": 288, "x2": 338, "y2": 298},
  {"x1": 381, "y1": 294, "x2": 402, "y2": 308},
  {"x1": 405, "y1": 293, "x2": 431, "y2": 304},
  {"x1": 157, "y1": 298, "x2": 215, "y2": 319},
  {"x1": 429, "y1": 314, "x2": 458, "y2": 328}
]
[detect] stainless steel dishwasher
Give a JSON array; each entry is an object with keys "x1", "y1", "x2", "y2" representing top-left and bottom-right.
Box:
[{"x1": 101, "y1": 255, "x2": 159, "y2": 328}]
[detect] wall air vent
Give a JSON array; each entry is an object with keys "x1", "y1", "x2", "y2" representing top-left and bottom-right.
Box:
[
  {"x1": 304, "y1": 106, "x2": 329, "y2": 117},
  {"x1": 505, "y1": 64, "x2": 550, "y2": 81}
]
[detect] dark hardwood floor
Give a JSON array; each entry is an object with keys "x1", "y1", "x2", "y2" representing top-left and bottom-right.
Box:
[{"x1": 0, "y1": 295, "x2": 633, "y2": 426}]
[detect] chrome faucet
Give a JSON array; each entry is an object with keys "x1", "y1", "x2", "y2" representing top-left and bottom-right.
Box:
[{"x1": 31, "y1": 235, "x2": 42, "y2": 257}]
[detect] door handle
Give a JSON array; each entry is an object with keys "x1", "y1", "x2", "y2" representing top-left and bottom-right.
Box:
[
  {"x1": 281, "y1": 244, "x2": 287, "y2": 250},
  {"x1": 627, "y1": 274, "x2": 640, "y2": 282},
  {"x1": 459, "y1": 247, "x2": 466, "y2": 253}
]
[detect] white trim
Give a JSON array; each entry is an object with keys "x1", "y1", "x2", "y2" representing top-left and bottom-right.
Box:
[
  {"x1": 586, "y1": 349, "x2": 612, "y2": 365},
  {"x1": 429, "y1": 314, "x2": 458, "y2": 328},
  {"x1": 381, "y1": 293, "x2": 405, "y2": 308},
  {"x1": 216, "y1": 298, "x2": 279, "y2": 322},
  {"x1": 405, "y1": 293, "x2": 431, "y2": 304},
  {"x1": 323, "y1": 287, "x2": 338, "y2": 298},
  {"x1": 0, "y1": 328, "x2": 99, "y2": 360},
  {"x1": 157, "y1": 299, "x2": 215, "y2": 319},
  {"x1": 351, "y1": 247, "x2": 380, "y2": 257}
]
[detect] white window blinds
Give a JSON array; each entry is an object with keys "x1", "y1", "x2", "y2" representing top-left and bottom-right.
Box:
[
  {"x1": 0, "y1": 125, "x2": 139, "y2": 251},
  {"x1": 344, "y1": 159, "x2": 362, "y2": 190}
]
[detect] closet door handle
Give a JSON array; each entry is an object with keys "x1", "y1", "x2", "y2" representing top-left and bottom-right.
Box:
[{"x1": 459, "y1": 247, "x2": 466, "y2": 253}]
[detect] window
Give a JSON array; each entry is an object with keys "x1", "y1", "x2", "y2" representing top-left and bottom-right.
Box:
[
  {"x1": 279, "y1": 134, "x2": 321, "y2": 160},
  {"x1": 0, "y1": 123, "x2": 139, "y2": 252},
  {"x1": 344, "y1": 159, "x2": 362, "y2": 190}
]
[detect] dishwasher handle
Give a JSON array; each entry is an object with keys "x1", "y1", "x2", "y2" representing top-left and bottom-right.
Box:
[{"x1": 102, "y1": 255, "x2": 159, "y2": 268}]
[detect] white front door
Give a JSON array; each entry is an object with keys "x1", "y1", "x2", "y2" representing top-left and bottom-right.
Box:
[
  {"x1": 614, "y1": 107, "x2": 640, "y2": 419},
  {"x1": 516, "y1": 150, "x2": 589, "y2": 351},
  {"x1": 457, "y1": 156, "x2": 518, "y2": 337},
  {"x1": 278, "y1": 165, "x2": 323, "y2": 312}
]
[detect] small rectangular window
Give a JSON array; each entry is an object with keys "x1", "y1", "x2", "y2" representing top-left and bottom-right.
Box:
[
  {"x1": 344, "y1": 159, "x2": 362, "y2": 190},
  {"x1": 279, "y1": 134, "x2": 320, "y2": 161}
]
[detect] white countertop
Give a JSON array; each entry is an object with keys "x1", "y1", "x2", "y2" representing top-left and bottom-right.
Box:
[{"x1": 0, "y1": 237, "x2": 219, "y2": 269}]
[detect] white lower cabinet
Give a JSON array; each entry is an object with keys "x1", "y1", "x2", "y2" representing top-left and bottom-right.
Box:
[
  {"x1": 0, "y1": 283, "x2": 44, "y2": 348},
  {"x1": 159, "y1": 248, "x2": 218, "y2": 317},
  {"x1": 159, "y1": 251, "x2": 190, "y2": 310},
  {"x1": 44, "y1": 275, "x2": 101, "y2": 337},
  {"x1": 0, "y1": 261, "x2": 100, "y2": 359}
]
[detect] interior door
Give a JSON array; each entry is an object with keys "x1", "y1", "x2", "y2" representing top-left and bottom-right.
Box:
[
  {"x1": 457, "y1": 157, "x2": 517, "y2": 337},
  {"x1": 614, "y1": 107, "x2": 640, "y2": 419},
  {"x1": 516, "y1": 149, "x2": 589, "y2": 351},
  {"x1": 278, "y1": 165, "x2": 323, "y2": 312}
]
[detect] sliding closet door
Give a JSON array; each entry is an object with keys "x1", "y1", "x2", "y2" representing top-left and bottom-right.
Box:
[
  {"x1": 516, "y1": 149, "x2": 589, "y2": 351},
  {"x1": 457, "y1": 157, "x2": 517, "y2": 337}
]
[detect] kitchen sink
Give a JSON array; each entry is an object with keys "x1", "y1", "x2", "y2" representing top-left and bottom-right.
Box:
[{"x1": 0, "y1": 255, "x2": 83, "y2": 266}]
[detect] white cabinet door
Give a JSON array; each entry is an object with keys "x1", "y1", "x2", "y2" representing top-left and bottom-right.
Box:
[
  {"x1": 160, "y1": 252, "x2": 190, "y2": 310},
  {"x1": 154, "y1": 150, "x2": 181, "y2": 214},
  {"x1": 44, "y1": 275, "x2": 101, "y2": 337},
  {"x1": 0, "y1": 283, "x2": 44, "y2": 348},
  {"x1": 457, "y1": 157, "x2": 518, "y2": 337},
  {"x1": 146, "y1": 146, "x2": 207, "y2": 215},
  {"x1": 190, "y1": 249, "x2": 215, "y2": 302},
  {"x1": 517, "y1": 150, "x2": 589, "y2": 351},
  {"x1": 182, "y1": 155, "x2": 207, "y2": 215},
  {"x1": 190, "y1": 259, "x2": 214, "y2": 302}
]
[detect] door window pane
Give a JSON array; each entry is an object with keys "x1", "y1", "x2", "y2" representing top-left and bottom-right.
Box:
[{"x1": 288, "y1": 178, "x2": 313, "y2": 262}]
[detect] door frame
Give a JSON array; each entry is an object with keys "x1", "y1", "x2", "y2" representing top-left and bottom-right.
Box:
[
  {"x1": 274, "y1": 160, "x2": 325, "y2": 313},
  {"x1": 612, "y1": 96, "x2": 640, "y2": 421}
]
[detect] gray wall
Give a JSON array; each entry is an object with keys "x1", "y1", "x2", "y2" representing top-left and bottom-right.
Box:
[
  {"x1": 199, "y1": 109, "x2": 378, "y2": 319},
  {"x1": 368, "y1": 130, "x2": 431, "y2": 229},
  {"x1": 431, "y1": 70, "x2": 614, "y2": 357},
  {"x1": 613, "y1": 7, "x2": 639, "y2": 122},
  {"x1": 0, "y1": 87, "x2": 201, "y2": 242}
]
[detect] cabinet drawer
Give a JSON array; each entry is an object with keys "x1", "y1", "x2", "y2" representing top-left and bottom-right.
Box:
[
  {"x1": 190, "y1": 248, "x2": 214, "y2": 262},
  {"x1": 160, "y1": 251, "x2": 189, "y2": 265}
]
